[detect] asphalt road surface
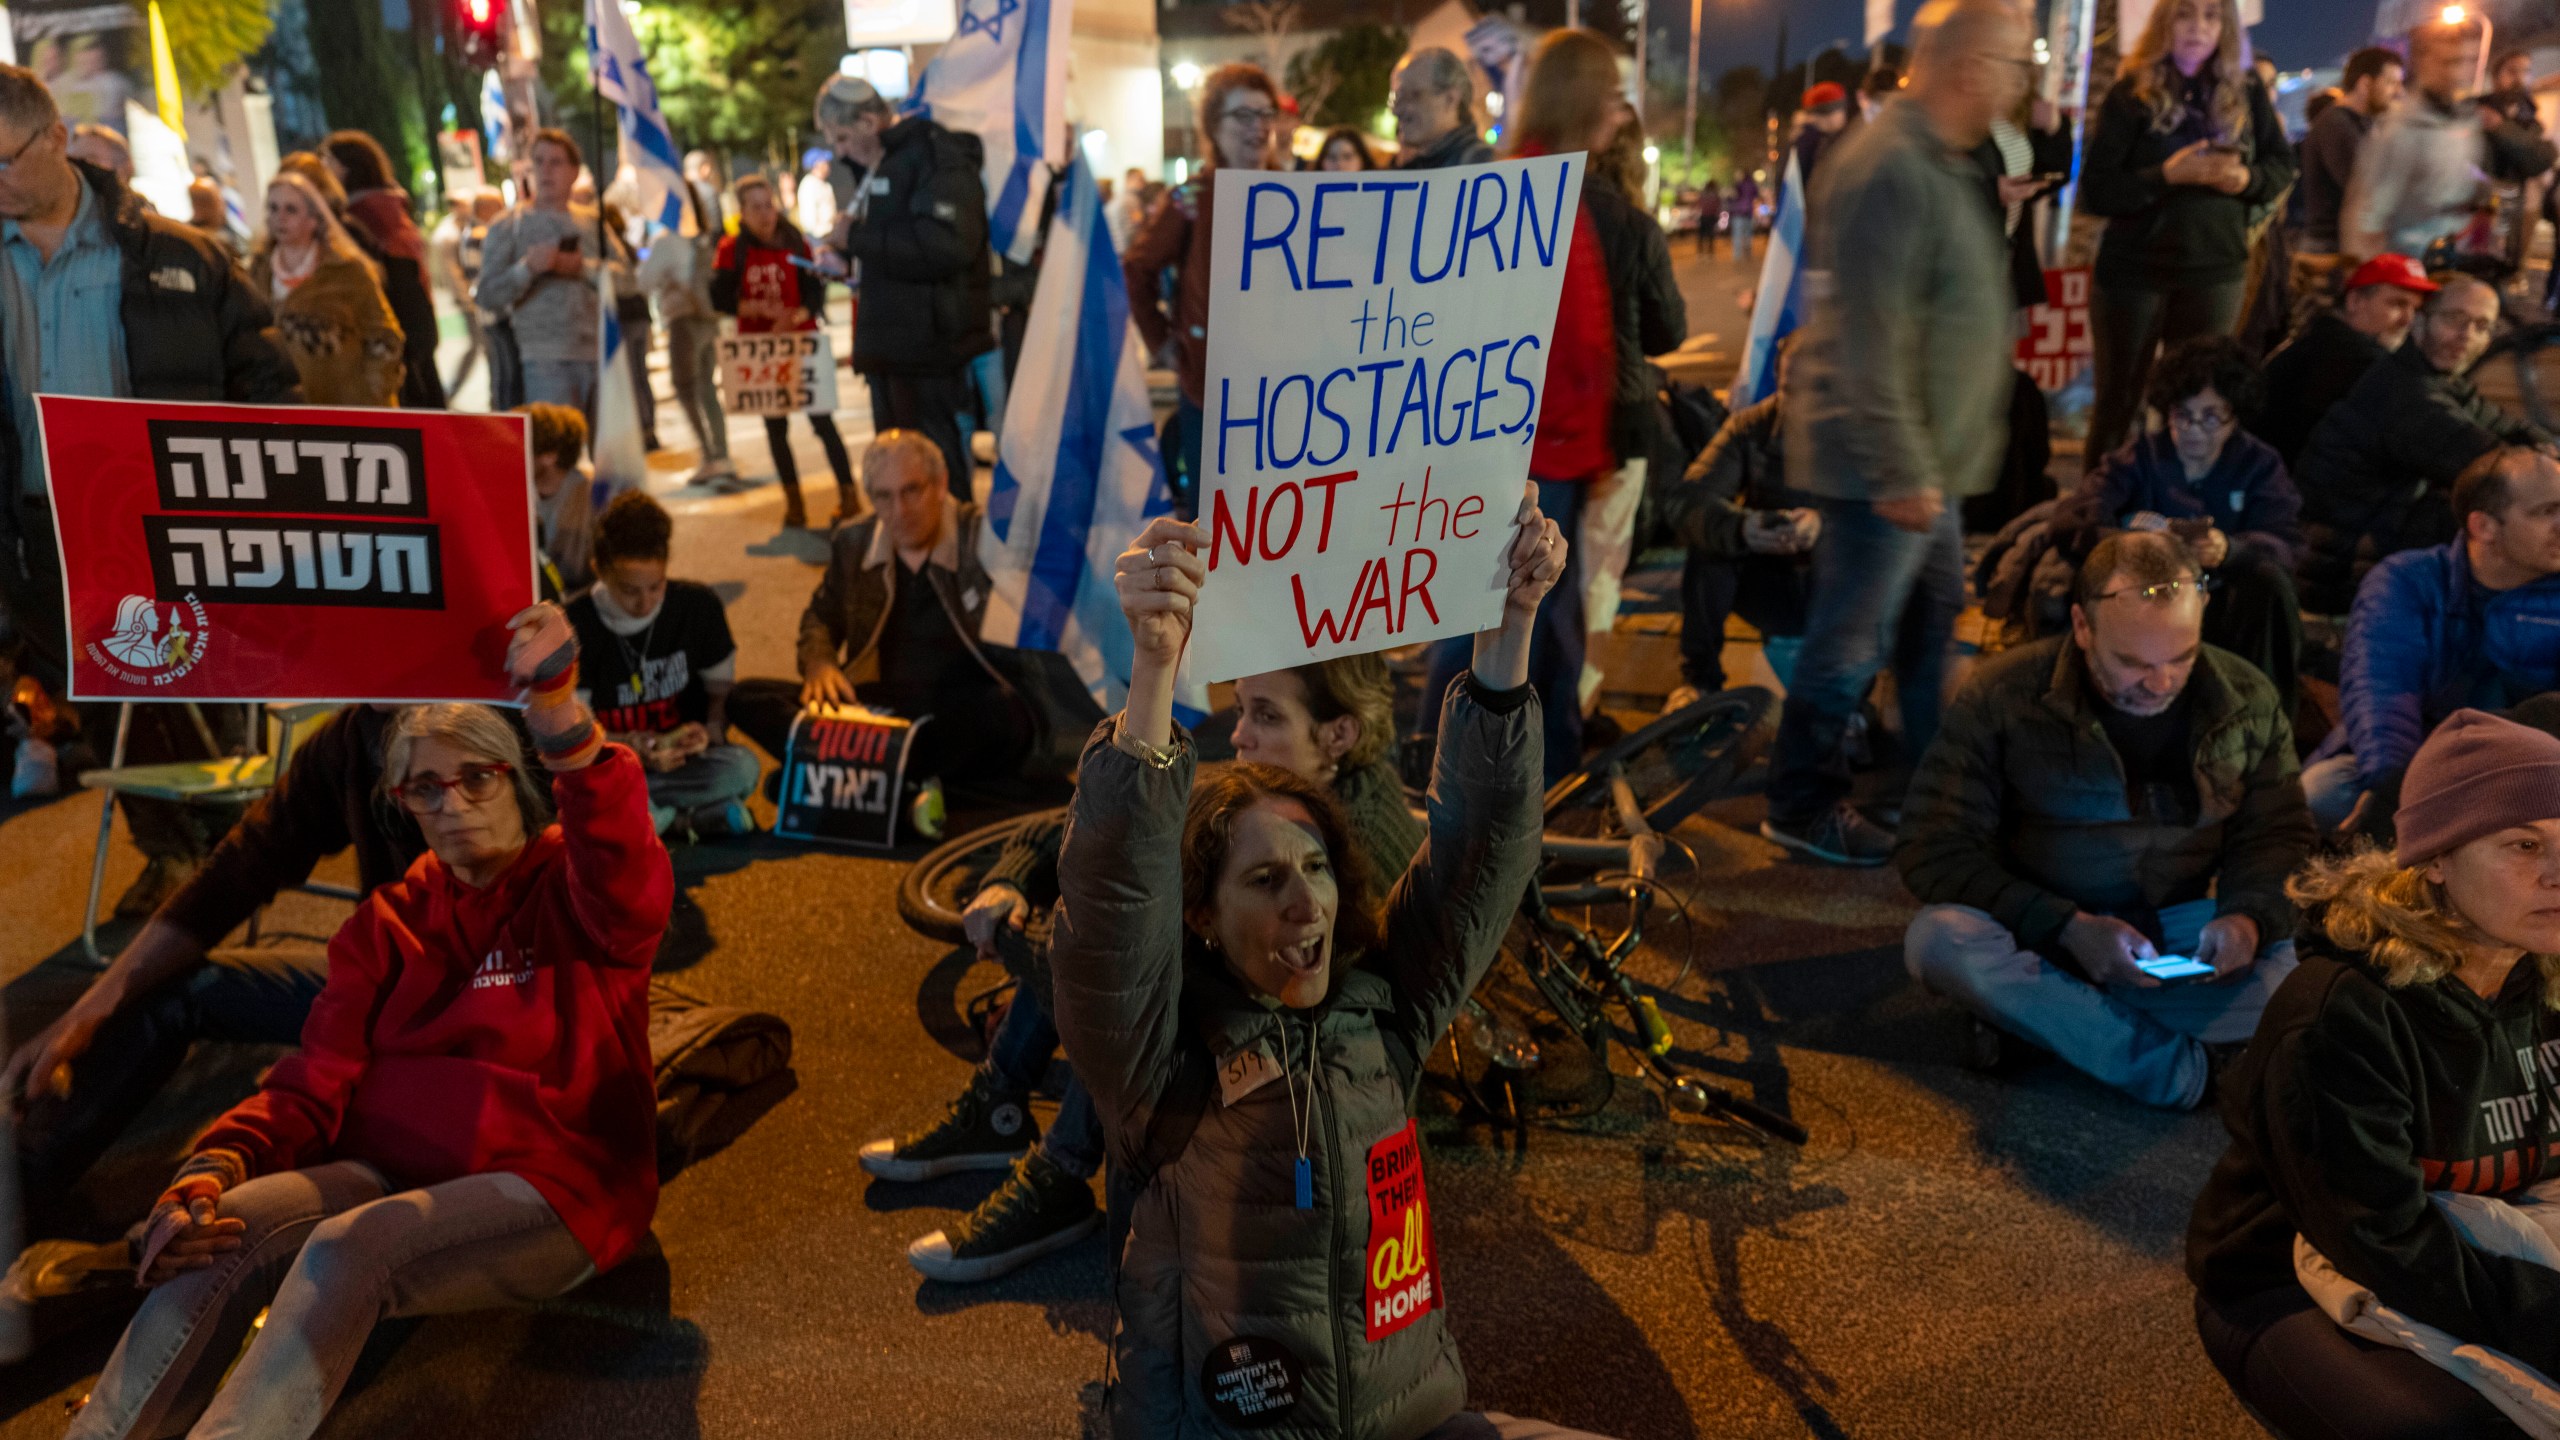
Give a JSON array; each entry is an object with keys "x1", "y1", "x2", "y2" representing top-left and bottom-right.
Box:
[{"x1": 0, "y1": 243, "x2": 2263, "y2": 1439}]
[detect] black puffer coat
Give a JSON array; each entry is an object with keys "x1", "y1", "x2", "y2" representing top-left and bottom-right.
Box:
[
  {"x1": 834, "y1": 116, "x2": 996, "y2": 377},
  {"x1": 1583, "y1": 179, "x2": 1686, "y2": 465}
]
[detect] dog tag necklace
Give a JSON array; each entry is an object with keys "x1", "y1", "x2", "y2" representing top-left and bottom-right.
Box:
[{"x1": 1277, "y1": 1018, "x2": 1320, "y2": 1209}]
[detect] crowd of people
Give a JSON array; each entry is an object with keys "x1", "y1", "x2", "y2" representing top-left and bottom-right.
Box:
[{"x1": 6, "y1": 0, "x2": 2560, "y2": 1432}]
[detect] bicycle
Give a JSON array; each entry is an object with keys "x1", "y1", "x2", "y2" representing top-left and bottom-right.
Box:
[{"x1": 894, "y1": 686, "x2": 1805, "y2": 1146}]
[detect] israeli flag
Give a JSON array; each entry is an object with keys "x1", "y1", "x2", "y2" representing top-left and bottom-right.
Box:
[
  {"x1": 584, "y1": 0, "x2": 686, "y2": 229},
  {"x1": 978, "y1": 155, "x2": 1205, "y2": 721},
  {"x1": 1732, "y1": 151, "x2": 1808, "y2": 408},
  {"x1": 592, "y1": 269, "x2": 649, "y2": 502},
  {"x1": 480, "y1": 70, "x2": 512, "y2": 161},
  {"x1": 909, "y1": 0, "x2": 1071, "y2": 265}
]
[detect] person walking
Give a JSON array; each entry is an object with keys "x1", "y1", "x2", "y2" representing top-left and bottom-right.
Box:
[
  {"x1": 1758, "y1": 0, "x2": 2027, "y2": 866},
  {"x1": 712, "y1": 175, "x2": 858, "y2": 530},
  {"x1": 638, "y1": 182, "x2": 733, "y2": 485},
  {"x1": 2298, "y1": 48, "x2": 2404, "y2": 259},
  {"x1": 475, "y1": 129, "x2": 609, "y2": 417},
  {"x1": 1125, "y1": 63, "x2": 1284, "y2": 515},
  {"x1": 2078, "y1": 0, "x2": 2296, "y2": 462},
  {"x1": 322, "y1": 130, "x2": 446, "y2": 410},
  {"x1": 814, "y1": 75, "x2": 994, "y2": 504},
  {"x1": 247, "y1": 171, "x2": 405, "y2": 408}
]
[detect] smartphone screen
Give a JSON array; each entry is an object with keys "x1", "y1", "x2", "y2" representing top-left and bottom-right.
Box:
[{"x1": 2137, "y1": 954, "x2": 2216, "y2": 981}]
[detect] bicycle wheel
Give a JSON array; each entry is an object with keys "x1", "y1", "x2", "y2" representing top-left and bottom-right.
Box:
[
  {"x1": 1543, "y1": 687, "x2": 1774, "y2": 841},
  {"x1": 895, "y1": 806, "x2": 1066, "y2": 945}
]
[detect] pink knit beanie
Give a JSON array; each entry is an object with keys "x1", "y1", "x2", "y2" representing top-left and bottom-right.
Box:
[{"x1": 2395, "y1": 710, "x2": 2560, "y2": 866}]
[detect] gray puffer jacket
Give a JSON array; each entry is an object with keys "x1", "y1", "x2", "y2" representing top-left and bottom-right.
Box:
[{"x1": 1053, "y1": 681, "x2": 1542, "y2": 1440}]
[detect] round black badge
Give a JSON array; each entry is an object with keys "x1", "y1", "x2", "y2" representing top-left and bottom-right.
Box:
[{"x1": 1199, "y1": 1333, "x2": 1307, "y2": 1429}]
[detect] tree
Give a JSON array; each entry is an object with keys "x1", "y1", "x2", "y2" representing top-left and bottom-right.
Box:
[
  {"x1": 160, "y1": 0, "x2": 273, "y2": 99},
  {"x1": 1285, "y1": 24, "x2": 1408, "y2": 130},
  {"x1": 540, "y1": 0, "x2": 848, "y2": 162},
  {"x1": 1223, "y1": 1, "x2": 1304, "y2": 83}
]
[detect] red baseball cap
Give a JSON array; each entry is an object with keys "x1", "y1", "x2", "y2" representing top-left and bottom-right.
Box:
[
  {"x1": 2345, "y1": 252, "x2": 2440, "y2": 296},
  {"x1": 1801, "y1": 82, "x2": 1848, "y2": 111}
]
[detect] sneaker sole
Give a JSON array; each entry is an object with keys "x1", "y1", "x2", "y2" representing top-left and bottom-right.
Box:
[
  {"x1": 1757, "y1": 820, "x2": 1890, "y2": 867},
  {"x1": 908, "y1": 1212, "x2": 1102, "y2": 1283},
  {"x1": 858, "y1": 1148, "x2": 1029, "y2": 1183}
]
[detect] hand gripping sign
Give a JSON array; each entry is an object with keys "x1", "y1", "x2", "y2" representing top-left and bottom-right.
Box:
[
  {"x1": 43, "y1": 398, "x2": 536, "y2": 703},
  {"x1": 1186, "y1": 157, "x2": 1584, "y2": 681}
]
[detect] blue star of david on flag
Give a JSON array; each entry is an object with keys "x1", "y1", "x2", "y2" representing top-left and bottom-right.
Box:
[{"x1": 954, "y1": 0, "x2": 1021, "y2": 46}]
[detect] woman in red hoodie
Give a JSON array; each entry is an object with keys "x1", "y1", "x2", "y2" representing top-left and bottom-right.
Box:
[{"x1": 67, "y1": 605, "x2": 672, "y2": 1440}]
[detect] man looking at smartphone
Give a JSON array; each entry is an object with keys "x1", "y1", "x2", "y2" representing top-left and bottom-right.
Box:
[{"x1": 1894, "y1": 533, "x2": 2314, "y2": 1110}]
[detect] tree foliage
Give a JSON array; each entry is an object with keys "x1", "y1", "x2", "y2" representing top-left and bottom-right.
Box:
[
  {"x1": 1285, "y1": 24, "x2": 1408, "y2": 131},
  {"x1": 540, "y1": 0, "x2": 848, "y2": 162},
  {"x1": 159, "y1": 0, "x2": 273, "y2": 99}
]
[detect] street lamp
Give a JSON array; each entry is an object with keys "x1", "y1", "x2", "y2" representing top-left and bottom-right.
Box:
[
  {"x1": 2443, "y1": 4, "x2": 2492, "y2": 95},
  {"x1": 1171, "y1": 60, "x2": 1203, "y2": 92}
]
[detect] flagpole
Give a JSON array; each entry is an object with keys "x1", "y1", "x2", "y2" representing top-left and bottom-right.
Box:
[{"x1": 589, "y1": 14, "x2": 608, "y2": 256}]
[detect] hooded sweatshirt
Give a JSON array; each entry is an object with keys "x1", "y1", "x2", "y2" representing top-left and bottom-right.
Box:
[
  {"x1": 2187, "y1": 936, "x2": 2560, "y2": 1375},
  {"x1": 189, "y1": 745, "x2": 673, "y2": 1271}
]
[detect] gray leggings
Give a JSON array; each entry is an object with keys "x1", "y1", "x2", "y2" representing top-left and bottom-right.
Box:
[{"x1": 70, "y1": 1162, "x2": 594, "y2": 1440}]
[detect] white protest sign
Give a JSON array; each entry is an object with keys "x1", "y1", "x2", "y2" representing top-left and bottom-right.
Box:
[
  {"x1": 719, "y1": 331, "x2": 841, "y2": 417},
  {"x1": 1187, "y1": 156, "x2": 1585, "y2": 682}
]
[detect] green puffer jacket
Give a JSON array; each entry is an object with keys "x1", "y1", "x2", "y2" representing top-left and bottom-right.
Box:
[
  {"x1": 1893, "y1": 635, "x2": 2312, "y2": 951},
  {"x1": 1052, "y1": 683, "x2": 1541, "y2": 1440}
]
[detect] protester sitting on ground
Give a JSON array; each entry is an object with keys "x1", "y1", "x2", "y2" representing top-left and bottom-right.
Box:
[
  {"x1": 1896, "y1": 532, "x2": 2313, "y2": 1111},
  {"x1": 1126, "y1": 62, "x2": 1283, "y2": 512},
  {"x1": 1658, "y1": 336, "x2": 1818, "y2": 708},
  {"x1": 248, "y1": 170, "x2": 405, "y2": 408},
  {"x1": 2294, "y1": 273, "x2": 2550, "y2": 613},
  {"x1": 2076, "y1": 0, "x2": 2297, "y2": 461},
  {"x1": 728, "y1": 430, "x2": 1032, "y2": 801},
  {"x1": 1054, "y1": 496, "x2": 1610, "y2": 1440},
  {"x1": 2055, "y1": 335, "x2": 2306, "y2": 714},
  {"x1": 2256, "y1": 252, "x2": 2431, "y2": 468},
  {"x1": 568, "y1": 491, "x2": 758, "y2": 841},
  {"x1": 0, "y1": 63, "x2": 299, "y2": 921},
  {"x1": 475, "y1": 128, "x2": 608, "y2": 414},
  {"x1": 2296, "y1": 47, "x2": 2404, "y2": 258},
  {"x1": 2302, "y1": 447, "x2": 2560, "y2": 833},
  {"x1": 711, "y1": 174, "x2": 857, "y2": 530},
  {"x1": 322, "y1": 128, "x2": 445, "y2": 411},
  {"x1": 62, "y1": 608, "x2": 669, "y2": 1440},
  {"x1": 0, "y1": 706, "x2": 418, "y2": 1300},
  {"x1": 861, "y1": 654, "x2": 1423, "y2": 1285},
  {"x1": 1390, "y1": 47, "x2": 1494, "y2": 171},
  {"x1": 523, "y1": 402, "x2": 596, "y2": 596},
  {"x1": 2187, "y1": 710, "x2": 2560, "y2": 1440}
]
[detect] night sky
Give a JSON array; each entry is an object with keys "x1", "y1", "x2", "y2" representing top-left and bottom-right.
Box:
[{"x1": 1665, "y1": 0, "x2": 2375, "y2": 80}]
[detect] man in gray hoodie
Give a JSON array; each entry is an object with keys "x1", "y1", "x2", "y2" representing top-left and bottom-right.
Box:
[{"x1": 2345, "y1": 16, "x2": 2555, "y2": 264}]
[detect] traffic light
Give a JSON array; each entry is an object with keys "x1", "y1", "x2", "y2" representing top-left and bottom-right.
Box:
[{"x1": 456, "y1": 0, "x2": 504, "y2": 68}]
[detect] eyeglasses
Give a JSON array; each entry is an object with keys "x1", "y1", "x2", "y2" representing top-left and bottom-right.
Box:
[
  {"x1": 2093, "y1": 575, "x2": 2218, "y2": 605},
  {"x1": 0, "y1": 123, "x2": 52, "y2": 177},
  {"x1": 2167, "y1": 406, "x2": 2236, "y2": 433},
  {"x1": 392, "y1": 762, "x2": 516, "y2": 815},
  {"x1": 1221, "y1": 106, "x2": 1282, "y2": 129}
]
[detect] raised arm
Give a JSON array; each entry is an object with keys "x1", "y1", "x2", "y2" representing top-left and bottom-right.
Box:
[
  {"x1": 1049, "y1": 517, "x2": 1211, "y2": 1155},
  {"x1": 507, "y1": 602, "x2": 673, "y2": 965},
  {"x1": 1375, "y1": 487, "x2": 1563, "y2": 1069}
]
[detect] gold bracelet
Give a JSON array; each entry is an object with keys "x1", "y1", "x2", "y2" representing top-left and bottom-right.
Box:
[{"x1": 1111, "y1": 716, "x2": 1181, "y2": 770}]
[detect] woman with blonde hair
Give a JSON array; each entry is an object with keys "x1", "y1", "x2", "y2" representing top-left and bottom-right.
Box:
[
  {"x1": 249, "y1": 169, "x2": 406, "y2": 406},
  {"x1": 2078, "y1": 0, "x2": 2292, "y2": 460},
  {"x1": 2189, "y1": 709, "x2": 2560, "y2": 1437}
]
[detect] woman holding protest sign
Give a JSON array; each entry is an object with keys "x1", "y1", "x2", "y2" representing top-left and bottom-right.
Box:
[
  {"x1": 711, "y1": 173, "x2": 858, "y2": 531},
  {"x1": 249, "y1": 170, "x2": 406, "y2": 408},
  {"x1": 65, "y1": 605, "x2": 670, "y2": 1440},
  {"x1": 1050, "y1": 492, "x2": 1612, "y2": 1439},
  {"x1": 1124, "y1": 62, "x2": 1284, "y2": 517}
]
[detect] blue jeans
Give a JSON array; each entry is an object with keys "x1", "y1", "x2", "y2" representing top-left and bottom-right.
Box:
[
  {"x1": 19, "y1": 941, "x2": 327, "y2": 1236},
  {"x1": 1905, "y1": 900, "x2": 2298, "y2": 1110},
  {"x1": 1766, "y1": 496, "x2": 1966, "y2": 827},
  {"x1": 980, "y1": 955, "x2": 1102, "y2": 1179},
  {"x1": 1424, "y1": 477, "x2": 1586, "y2": 788},
  {"x1": 520, "y1": 358, "x2": 598, "y2": 421},
  {"x1": 643, "y1": 743, "x2": 762, "y2": 833}
]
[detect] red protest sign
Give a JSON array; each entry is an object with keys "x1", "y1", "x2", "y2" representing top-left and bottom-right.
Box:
[
  {"x1": 43, "y1": 397, "x2": 536, "y2": 702},
  {"x1": 2015, "y1": 267, "x2": 2094, "y2": 393},
  {"x1": 1363, "y1": 1119, "x2": 1442, "y2": 1342}
]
